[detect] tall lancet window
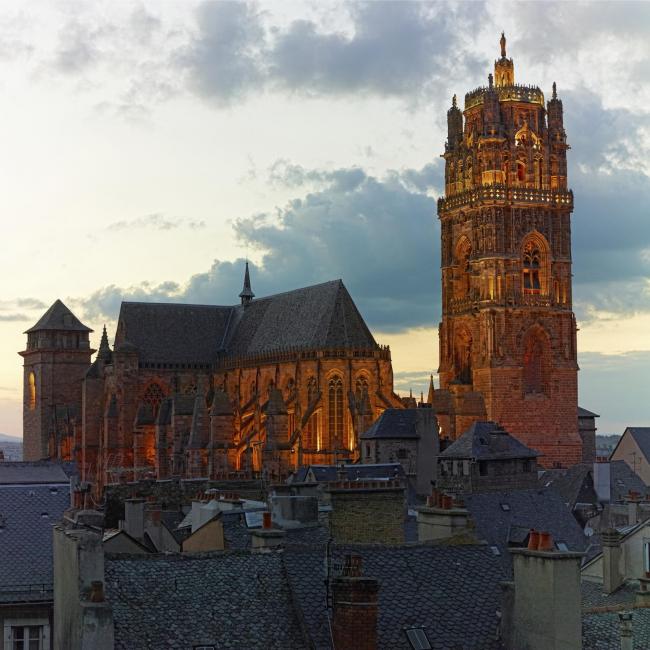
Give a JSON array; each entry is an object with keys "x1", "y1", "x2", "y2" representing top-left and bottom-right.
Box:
[{"x1": 328, "y1": 376, "x2": 344, "y2": 448}]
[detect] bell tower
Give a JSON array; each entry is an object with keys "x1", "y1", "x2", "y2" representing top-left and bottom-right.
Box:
[
  {"x1": 20, "y1": 300, "x2": 94, "y2": 461},
  {"x1": 436, "y1": 35, "x2": 581, "y2": 467}
]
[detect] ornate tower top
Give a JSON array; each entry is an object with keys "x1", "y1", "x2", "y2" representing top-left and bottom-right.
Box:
[
  {"x1": 239, "y1": 261, "x2": 255, "y2": 305},
  {"x1": 494, "y1": 32, "x2": 514, "y2": 87},
  {"x1": 97, "y1": 325, "x2": 112, "y2": 361}
]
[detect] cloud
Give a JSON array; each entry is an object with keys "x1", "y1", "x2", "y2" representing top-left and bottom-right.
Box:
[
  {"x1": 76, "y1": 162, "x2": 442, "y2": 331},
  {"x1": 106, "y1": 213, "x2": 205, "y2": 232},
  {"x1": 0, "y1": 314, "x2": 29, "y2": 322},
  {"x1": 15, "y1": 298, "x2": 47, "y2": 310}
]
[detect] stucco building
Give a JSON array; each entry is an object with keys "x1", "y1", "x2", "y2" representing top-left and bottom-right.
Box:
[{"x1": 433, "y1": 34, "x2": 582, "y2": 467}]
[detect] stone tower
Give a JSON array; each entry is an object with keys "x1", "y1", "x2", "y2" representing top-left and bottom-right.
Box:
[
  {"x1": 436, "y1": 34, "x2": 581, "y2": 467},
  {"x1": 20, "y1": 300, "x2": 94, "y2": 461}
]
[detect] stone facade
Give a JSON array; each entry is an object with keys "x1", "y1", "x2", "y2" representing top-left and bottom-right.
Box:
[
  {"x1": 434, "y1": 34, "x2": 582, "y2": 468},
  {"x1": 22, "y1": 276, "x2": 401, "y2": 495},
  {"x1": 326, "y1": 480, "x2": 406, "y2": 545}
]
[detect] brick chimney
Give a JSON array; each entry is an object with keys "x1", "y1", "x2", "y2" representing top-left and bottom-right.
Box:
[
  {"x1": 326, "y1": 479, "x2": 405, "y2": 545},
  {"x1": 501, "y1": 533, "x2": 583, "y2": 650},
  {"x1": 602, "y1": 528, "x2": 624, "y2": 594},
  {"x1": 332, "y1": 554, "x2": 380, "y2": 650},
  {"x1": 251, "y1": 511, "x2": 286, "y2": 551}
]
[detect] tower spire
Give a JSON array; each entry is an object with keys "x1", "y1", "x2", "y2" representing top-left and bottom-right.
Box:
[
  {"x1": 500, "y1": 32, "x2": 506, "y2": 58},
  {"x1": 427, "y1": 374, "x2": 435, "y2": 404},
  {"x1": 239, "y1": 261, "x2": 255, "y2": 305},
  {"x1": 97, "y1": 324, "x2": 111, "y2": 361}
]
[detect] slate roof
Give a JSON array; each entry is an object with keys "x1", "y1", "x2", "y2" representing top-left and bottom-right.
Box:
[
  {"x1": 539, "y1": 463, "x2": 596, "y2": 509},
  {"x1": 114, "y1": 280, "x2": 378, "y2": 365},
  {"x1": 25, "y1": 299, "x2": 92, "y2": 333},
  {"x1": 440, "y1": 421, "x2": 538, "y2": 460},
  {"x1": 291, "y1": 463, "x2": 405, "y2": 483},
  {"x1": 285, "y1": 544, "x2": 506, "y2": 650},
  {"x1": 0, "y1": 460, "x2": 74, "y2": 485},
  {"x1": 610, "y1": 459, "x2": 648, "y2": 502},
  {"x1": 582, "y1": 582, "x2": 650, "y2": 649},
  {"x1": 360, "y1": 409, "x2": 421, "y2": 439},
  {"x1": 0, "y1": 483, "x2": 70, "y2": 602},
  {"x1": 104, "y1": 552, "x2": 309, "y2": 650},
  {"x1": 578, "y1": 406, "x2": 600, "y2": 418},
  {"x1": 464, "y1": 488, "x2": 589, "y2": 574}
]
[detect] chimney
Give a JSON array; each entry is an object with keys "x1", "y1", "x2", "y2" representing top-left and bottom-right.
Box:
[
  {"x1": 326, "y1": 479, "x2": 406, "y2": 545},
  {"x1": 602, "y1": 528, "x2": 624, "y2": 594},
  {"x1": 618, "y1": 612, "x2": 633, "y2": 650},
  {"x1": 501, "y1": 533, "x2": 583, "y2": 650},
  {"x1": 625, "y1": 491, "x2": 640, "y2": 525},
  {"x1": 332, "y1": 554, "x2": 380, "y2": 650},
  {"x1": 123, "y1": 498, "x2": 145, "y2": 540},
  {"x1": 251, "y1": 512, "x2": 285, "y2": 551},
  {"x1": 593, "y1": 459, "x2": 611, "y2": 503},
  {"x1": 416, "y1": 490, "x2": 471, "y2": 542}
]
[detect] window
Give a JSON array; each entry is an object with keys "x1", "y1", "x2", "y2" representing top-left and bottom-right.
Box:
[
  {"x1": 404, "y1": 628, "x2": 432, "y2": 650},
  {"x1": 479, "y1": 461, "x2": 488, "y2": 476},
  {"x1": 500, "y1": 503, "x2": 511, "y2": 512},
  {"x1": 397, "y1": 448, "x2": 408, "y2": 459},
  {"x1": 142, "y1": 382, "x2": 165, "y2": 417},
  {"x1": 4, "y1": 621, "x2": 49, "y2": 650},
  {"x1": 328, "y1": 376, "x2": 344, "y2": 447},
  {"x1": 355, "y1": 376, "x2": 369, "y2": 402},
  {"x1": 522, "y1": 241, "x2": 541, "y2": 293},
  {"x1": 28, "y1": 372, "x2": 36, "y2": 411},
  {"x1": 454, "y1": 238, "x2": 472, "y2": 299}
]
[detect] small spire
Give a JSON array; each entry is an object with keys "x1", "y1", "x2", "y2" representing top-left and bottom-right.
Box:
[
  {"x1": 500, "y1": 31, "x2": 506, "y2": 58},
  {"x1": 97, "y1": 325, "x2": 111, "y2": 361},
  {"x1": 452, "y1": 94, "x2": 457, "y2": 108},
  {"x1": 239, "y1": 261, "x2": 255, "y2": 305},
  {"x1": 488, "y1": 73, "x2": 494, "y2": 89},
  {"x1": 552, "y1": 81, "x2": 557, "y2": 99}
]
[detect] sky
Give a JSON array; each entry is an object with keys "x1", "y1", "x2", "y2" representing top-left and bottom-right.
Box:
[{"x1": 0, "y1": 0, "x2": 649, "y2": 437}]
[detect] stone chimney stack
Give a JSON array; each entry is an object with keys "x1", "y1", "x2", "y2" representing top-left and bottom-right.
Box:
[
  {"x1": 602, "y1": 528, "x2": 624, "y2": 594},
  {"x1": 416, "y1": 489, "x2": 471, "y2": 541},
  {"x1": 326, "y1": 479, "x2": 405, "y2": 545},
  {"x1": 122, "y1": 498, "x2": 145, "y2": 540},
  {"x1": 251, "y1": 511, "x2": 286, "y2": 551},
  {"x1": 501, "y1": 533, "x2": 583, "y2": 650},
  {"x1": 618, "y1": 612, "x2": 633, "y2": 650},
  {"x1": 332, "y1": 554, "x2": 380, "y2": 650}
]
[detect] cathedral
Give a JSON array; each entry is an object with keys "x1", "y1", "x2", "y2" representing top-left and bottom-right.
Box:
[
  {"x1": 433, "y1": 34, "x2": 583, "y2": 467},
  {"x1": 20, "y1": 35, "x2": 589, "y2": 491},
  {"x1": 20, "y1": 268, "x2": 401, "y2": 490}
]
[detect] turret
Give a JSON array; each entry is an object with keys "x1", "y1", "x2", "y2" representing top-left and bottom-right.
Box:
[
  {"x1": 547, "y1": 81, "x2": 565, "y2": 136},
  {"x1": 494, "y1": 32, "x2": 514, "y2": 87},
  {"x1": 447, "y1": 94, "x2": 463, "y2": 150}
]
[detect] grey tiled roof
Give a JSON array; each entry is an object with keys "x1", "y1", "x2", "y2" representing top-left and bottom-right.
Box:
[
  {"x1": 539, "y1": 463, "x2": 596, "y2": 509},
  {"x1": 291, "y1": 463, "x2": 405, "y2": 484},
  {"x1": 284, "y1": 544, "x2": 506, "y2": 650},
  {"x1": 104, "y1": 552, "x2": 309, "y2": 650},
  {"x1": 582, "y1": 582, "x2": 650, "y2": 649},
  {"x1": 25, "y1": 299, "x2": 92, "y2": 333},
  {"x1": 114, "y1": 280, "x2": 378, "y2": 365},
  {"x1": 360, "y1": 408, "x2": 421, "y2": 439},
  {"x1": 0, "y1": 483, "x2": 70, "y2": 601},
  {"x1": 0, "y1": 461, "x2": 74, "y2": 485},
  {"x1": 464, "y1": 488, "x2": 589, "y2": 575},
  {"x1": 578, "y1": 406, "x2": 600, "y2": 418},
  {"x1": 610, "y1": 460, "x2": 648, "y2": 502},
  {"x1": 441, "y1": 421, "x2": 538, "y2": 460}
]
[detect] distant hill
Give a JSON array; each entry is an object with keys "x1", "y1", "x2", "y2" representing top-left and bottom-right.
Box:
[
  {"x1": 596, "y1": 434, "x2": 620, "y2": 452},
  {"x1": 0, "y1": 433, "x2": 22, "y2": 442}
]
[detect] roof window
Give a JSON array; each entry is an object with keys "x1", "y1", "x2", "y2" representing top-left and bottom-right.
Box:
[
  {"x1": 500, "y1": 503, "x2": 510, "y2": 512},
  {"x1": 405, "y1": 627, "x2": 432, "y2": 650}
]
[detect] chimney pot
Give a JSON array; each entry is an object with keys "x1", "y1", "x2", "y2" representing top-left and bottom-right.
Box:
[
  {"x1": 426, "y1": 495, "x2": 435, "y2": 507},
  {"x1": 537, "y1": 531, "x2": 553, "y2": 551},
  {"x1": 527, "y1": 529, "x2": 539, "y2": 550},
  {"x1": 89, "y1": 580, "x2": 105, "y2": 603},
  {"x1": 263, "y1": 511, "x2": 272, "y2": 529}
]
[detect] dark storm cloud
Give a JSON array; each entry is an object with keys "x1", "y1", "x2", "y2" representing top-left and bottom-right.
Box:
[
  {"x1": 77, "y1": 163, "x2": 442, "y2": 331},
  {"x1": 179, "y1": 1, "x2": 486, "y2": 105}
]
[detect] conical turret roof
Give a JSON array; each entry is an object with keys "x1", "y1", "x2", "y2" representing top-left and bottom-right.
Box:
[{"x1": 25, "y1": 299, "x2": 92, "y2": 334}]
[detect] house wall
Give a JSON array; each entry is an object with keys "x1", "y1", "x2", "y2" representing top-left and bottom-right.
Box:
[
  {"x1": 1, "y1": 605, "x2": 52, "y2": 650},
  {"x1": 182, "y1": 518, "x2": 224, "y2": 553},
  {"x1": 611, "y1": 433, "x2": 650, "y2": 485}
]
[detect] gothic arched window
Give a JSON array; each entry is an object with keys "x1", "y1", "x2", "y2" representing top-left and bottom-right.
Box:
[
  {"x1": 304, "y1": 377, "x2": 319, "y2": 449},
  {"x1": 355, "y1": 376, "x2": 369, "y2": 402},
  {"x1": 328, "y1": 376, "x2": 344, "y2": 447},
  {"x1": 142, "y1": 382, "x2": 165, "y2": 417},
  {"x1": 523, "y1": 242, "x2": 542, "y2": 293},
  {"x1": 28, "y1": 371, "x2": 36, "y2": 411}
]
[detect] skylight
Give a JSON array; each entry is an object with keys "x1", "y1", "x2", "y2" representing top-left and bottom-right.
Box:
[
  {"x1": 500, "y1": 503, "x2": 511, "y2": 511},
  {"x1": 405, "y1": 627, "x2": 432, "y2": 650}
]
